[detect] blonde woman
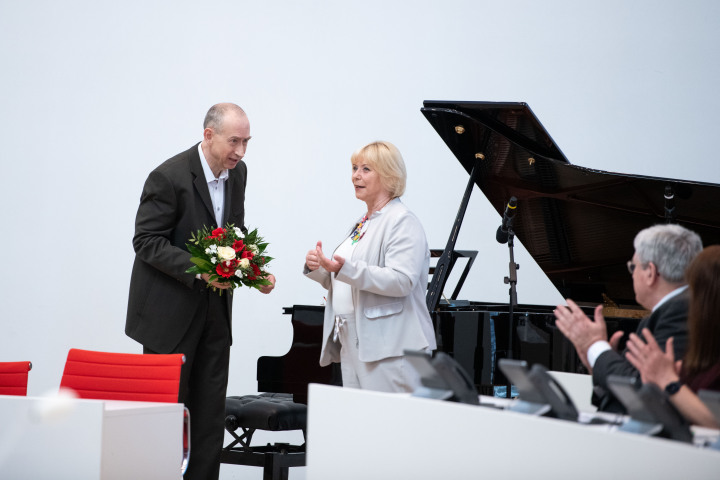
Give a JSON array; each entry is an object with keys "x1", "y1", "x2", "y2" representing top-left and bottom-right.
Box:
[{"x1": 304, "y1": 141, "x2": 436, "y2": 393}]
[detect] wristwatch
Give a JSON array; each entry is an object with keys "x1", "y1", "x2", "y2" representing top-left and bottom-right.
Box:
[{"x1": 664, "y1": 380, "x2": 683, "y2": 396}]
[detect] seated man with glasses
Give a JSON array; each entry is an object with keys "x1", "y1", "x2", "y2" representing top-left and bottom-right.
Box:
[{"x1": 553, "y1": 224, "x2": 703, "y2": 413}]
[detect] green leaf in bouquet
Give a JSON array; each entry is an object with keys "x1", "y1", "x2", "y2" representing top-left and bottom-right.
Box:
[{"x1": 189, "y1": 256, "x2": 214, "y2": 271}]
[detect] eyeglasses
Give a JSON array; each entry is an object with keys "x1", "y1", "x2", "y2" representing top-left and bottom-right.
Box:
[{"x1": 626, "y1": 260, "x2": 636, "y2": 274}]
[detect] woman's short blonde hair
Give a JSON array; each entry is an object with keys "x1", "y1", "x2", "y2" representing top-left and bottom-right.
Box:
[{"x1": 350, "y1": 141, "x2": 407, "y2": 198}]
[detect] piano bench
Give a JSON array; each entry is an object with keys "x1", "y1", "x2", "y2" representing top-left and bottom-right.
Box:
[{"x1": 221, "y1": 393, "x2": 307, "y2": 480}]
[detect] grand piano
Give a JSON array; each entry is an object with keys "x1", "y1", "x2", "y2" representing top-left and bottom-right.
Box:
[{"x1": 261, "y1": 100, "x2": 720, "y2": 399}]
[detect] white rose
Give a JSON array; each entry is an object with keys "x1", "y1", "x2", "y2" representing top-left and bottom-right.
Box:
[
  {"x1": 234, "y1": 227, "x2": 245, "y2": 239},
  {"x1": 217, "y1": 246, "x2": 236, "y2": 262},
  {"x1": 238, "y1": 258, "x2": 250, "y2": 269}
]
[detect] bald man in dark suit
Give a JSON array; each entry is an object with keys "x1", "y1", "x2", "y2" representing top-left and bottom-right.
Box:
[{"x1": 126, "y1": 103, "x2": 275, "y2": 479}]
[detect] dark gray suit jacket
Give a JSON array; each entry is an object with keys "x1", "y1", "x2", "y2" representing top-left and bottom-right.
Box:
[
  {"x1": 125, "y1": 143, "x2": 247, "y2": 353},
  {"x1": 591, "y1": 290, "x2": 689, "y2": 412}
]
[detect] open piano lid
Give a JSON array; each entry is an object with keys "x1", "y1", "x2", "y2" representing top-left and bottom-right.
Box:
[{"x1": 422, "y1": 100, "x2": 720, "y2": 306}]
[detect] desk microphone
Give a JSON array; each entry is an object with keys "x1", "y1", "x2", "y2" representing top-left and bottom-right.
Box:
[{"x1": 496, "y1": 196, "x2": 517, "y2": 244}]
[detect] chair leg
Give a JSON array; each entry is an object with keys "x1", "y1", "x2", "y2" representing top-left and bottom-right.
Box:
[
  {"x1": 226, "y1": 426, "x2": 256, "y2": 451},
  {"x1": 263, "y1": 454, "x2": 289, "y2": 480},
  {"x1": 223, "y1": 423, "x2": 304, "y2": 479}
]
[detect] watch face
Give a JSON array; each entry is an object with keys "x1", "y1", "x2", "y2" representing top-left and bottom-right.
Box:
[{"x1": 665, "y1": 381, "x2": 682, "y2": 395}]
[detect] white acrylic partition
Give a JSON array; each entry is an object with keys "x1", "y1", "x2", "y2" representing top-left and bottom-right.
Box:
[
  {"x1": 547, "y1": 370, "x2": 597, "y2": 413},
  {"x1": 306, "y1": 384, "x2": 720, "y2": 480},
  {"x1": 0, "y1": 395, "x2": 184, "y2": 480}
]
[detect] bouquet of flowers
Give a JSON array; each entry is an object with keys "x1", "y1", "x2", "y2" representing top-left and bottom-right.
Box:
[{"x1": 185, "y1": 223, "x2": 273, "y2": 293}]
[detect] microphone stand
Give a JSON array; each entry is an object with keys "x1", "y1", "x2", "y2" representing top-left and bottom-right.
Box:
[{"x1": 503, "y1": 227, "x2": 519, "y2": 398}]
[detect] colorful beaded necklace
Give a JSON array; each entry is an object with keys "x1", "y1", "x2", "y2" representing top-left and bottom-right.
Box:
[{"x1": 350, "y1": 215, "x2": 368, "y2": 245}]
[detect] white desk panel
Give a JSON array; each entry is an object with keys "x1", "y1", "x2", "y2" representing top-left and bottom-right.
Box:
[
  {"x1": 307, "y1": 384, "x2": 720, "y2": 480},
  {"x1": 0, "y1": 396, "x2": 183, "y2": 480}
]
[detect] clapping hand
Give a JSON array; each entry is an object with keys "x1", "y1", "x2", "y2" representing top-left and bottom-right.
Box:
[
  {"x1": 553, "y1": 299, "x2": 608, "y2": 371},
  {"x1": 625, "y1": 328, "x2": 680, "y2": 389},
  {"x1": 305, "y1": 241, "x2": 322, "y2": 271},
  {"x1": 306, "y1": 241, "x2": 344, "y2": 273}
]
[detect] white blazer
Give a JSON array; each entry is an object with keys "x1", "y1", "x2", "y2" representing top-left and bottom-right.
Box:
[{"x1": 305, "y1": 198, "x2": 437, "y2": 365}]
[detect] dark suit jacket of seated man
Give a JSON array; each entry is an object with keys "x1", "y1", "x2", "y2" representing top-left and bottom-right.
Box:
[
  {"x1": 554, "y1": 224, "x2": 703, "y2": 413},
  {"x1": 592, "y1": 290, "x2": 688, "y2": 412}
]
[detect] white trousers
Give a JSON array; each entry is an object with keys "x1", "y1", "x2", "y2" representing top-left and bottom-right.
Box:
[{"x1": 335, "y1": 314, "x2": 422, "y2": 393}]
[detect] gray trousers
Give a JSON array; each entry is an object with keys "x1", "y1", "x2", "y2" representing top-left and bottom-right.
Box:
[{"x1": 336, "y1": 314, "x2": 422, "y2": 393}]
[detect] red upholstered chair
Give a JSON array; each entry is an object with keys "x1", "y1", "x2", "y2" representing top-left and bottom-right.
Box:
[
  {"x1": 60, "y1": 348, "x2": 184, "y2": 402},
  {"x1": 0, "y1": 361, "x2": 32, "y2": 396},
  {"x1": 59, "y1": 348, "x2": 190, "y2": 474}
]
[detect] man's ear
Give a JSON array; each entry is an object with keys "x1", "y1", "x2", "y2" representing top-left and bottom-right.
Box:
[
  {"x1": 203, "y1": 127, "x2": 213, "y2": 142},
  {"x1": 645, "y1": 261, "x2": 659, "y2": 285}
]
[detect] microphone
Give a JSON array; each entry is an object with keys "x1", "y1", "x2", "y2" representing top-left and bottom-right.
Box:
[
  {"x1": 496, "y1": 196, "x2": 517, "y2": 244},
  {"x1": 664, "y1": 185, "x2": 676, "y2": 223}
]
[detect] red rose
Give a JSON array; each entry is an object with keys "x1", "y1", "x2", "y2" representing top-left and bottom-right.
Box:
[
  {"x1": 248, "y1": 263, "x2": 262, "y2": 280},
  {"x1": 232, "y1": 240, "x2": 245, "y2": 252},
  {"x1": 216, "y1": 259, "x2": 238, "y2": 278},
  {"x1": 207, "y1": 227, "x2": 226, "y2": 240},
  {"x1": 241, "y1": 250, "x2": 254, "y2": 260}
]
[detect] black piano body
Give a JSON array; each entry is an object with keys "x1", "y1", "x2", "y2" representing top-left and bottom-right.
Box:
[
  {"x1": 431, "y1": 299, "x2": 644, "y2": 395},
  {"x1": 265, "y1": 300, "x2": 642, "y2": 398},
  {"x1": 257, "y1": 305, "x2": 342, "y2": 404},
  {"x1": 422, "y1": 100, "x2": 720, "y2": 306},
  {"x1": 257, "y1": 101, "x2": 720, "y2": 399}
]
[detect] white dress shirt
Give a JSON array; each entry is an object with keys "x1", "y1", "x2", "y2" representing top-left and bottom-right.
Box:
[
  {"x1": 331, "y1": 236, "x2": 358, "y2": 315},
  {"x1": 198, "y1": 144, "x2": 228, "y2": 228}
]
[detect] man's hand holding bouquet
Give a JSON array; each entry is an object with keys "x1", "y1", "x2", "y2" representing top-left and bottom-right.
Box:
[{"x1": 186, "y1": 224, "x2": 273, "y2": 295}]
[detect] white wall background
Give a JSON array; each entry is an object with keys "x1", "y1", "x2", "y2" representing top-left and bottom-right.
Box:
[{"x1": 1, "y1": 1, "x2": 719, "y2": 478}]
